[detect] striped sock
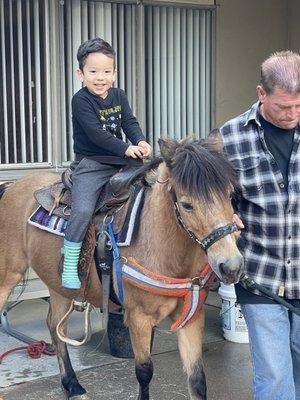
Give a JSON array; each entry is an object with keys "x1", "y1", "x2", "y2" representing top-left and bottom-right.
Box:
[{"x1": 61, "y1": 240, "x2": 82, "y2": 289}]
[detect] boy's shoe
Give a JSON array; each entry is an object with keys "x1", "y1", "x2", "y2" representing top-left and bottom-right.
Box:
[{"x1": 61, "y1": 240, "x2": 82, "y2": 289}]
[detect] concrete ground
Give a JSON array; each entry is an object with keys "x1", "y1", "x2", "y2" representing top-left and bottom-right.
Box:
[{"x1": 0, "y1": 291, "x2": 252, "y2": 400}]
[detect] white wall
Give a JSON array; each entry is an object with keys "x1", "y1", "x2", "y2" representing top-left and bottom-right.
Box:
[{"x1": 215, "y1": 0, "x2": 289, "y2": 127}]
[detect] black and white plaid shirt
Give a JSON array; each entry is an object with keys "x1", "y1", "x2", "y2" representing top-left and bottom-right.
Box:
[{"x1": 220, "y1": 102, "x2": 300, "y2": 299}]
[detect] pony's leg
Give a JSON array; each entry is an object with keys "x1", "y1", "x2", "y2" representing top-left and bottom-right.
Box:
[
  {"x1": 127, "y1": 312, "x2": 154, "y2": 400},
  {"x1": 0, "y1": 270, "x2": 24, "y2": 311},
  {"x1": 177, "y1": 311, "x2": 207, "y2": 400},
  {"x1": 47, "y1": 290, "x2": 86, "y2": 399}
]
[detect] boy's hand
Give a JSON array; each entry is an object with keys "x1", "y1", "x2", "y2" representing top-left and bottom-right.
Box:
[
  {"x1": 125, "y1": 145, "x2": 144, "y2": 159},
  {"x1": 137, "y1": 141, "x2": 152, "y2": 158}
]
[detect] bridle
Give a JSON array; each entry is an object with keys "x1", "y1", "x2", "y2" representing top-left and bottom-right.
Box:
[{"x1": 171, "y1": 190, "x2": 239, "y2": 253}]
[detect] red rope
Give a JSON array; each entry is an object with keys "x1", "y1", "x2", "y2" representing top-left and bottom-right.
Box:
[{"x1": 0, "y1": 340, "x2": 55, "y2": 364}]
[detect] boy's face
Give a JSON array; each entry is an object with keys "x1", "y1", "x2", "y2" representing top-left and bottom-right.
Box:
[{"x1": 77, "y1": 52, "x2": 116, "y2": 98}]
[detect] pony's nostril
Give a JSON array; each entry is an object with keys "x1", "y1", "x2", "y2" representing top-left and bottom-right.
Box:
[{"x1": 219, "y1": 262, "x2": 229, "y2": 276}]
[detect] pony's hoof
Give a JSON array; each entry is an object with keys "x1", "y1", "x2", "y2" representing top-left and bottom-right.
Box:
[{"x1": 61, "y1": 383, "x2": 86, "y2": 399}]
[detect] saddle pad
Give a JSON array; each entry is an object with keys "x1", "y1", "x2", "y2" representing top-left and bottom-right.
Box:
[
  {"x1": 28, "y1": 185, "x2": 145, "y2": 246},
  {"x1": 114, "y1": 186, "x2": 145, "y2": 246},
  {"x1": 28, "y1": 206, "x2": 67, "y2": 237}
]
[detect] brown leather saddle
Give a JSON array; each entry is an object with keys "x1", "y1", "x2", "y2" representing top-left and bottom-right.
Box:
[{"x1": 34, "y1": 166, "x2": 141, "y2": 220}]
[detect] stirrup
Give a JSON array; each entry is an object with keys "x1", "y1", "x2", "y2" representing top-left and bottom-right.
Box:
[{"x1": 56, "y1": 299, "x2": 92, "y2": 346}]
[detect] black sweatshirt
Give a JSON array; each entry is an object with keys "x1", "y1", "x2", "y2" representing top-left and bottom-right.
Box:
[{"x1": 72, "y1": 87, "x2": 146, "y2": 162}]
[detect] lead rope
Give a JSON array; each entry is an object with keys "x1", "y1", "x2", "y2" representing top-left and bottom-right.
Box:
[{"x1": 0, "y1": 341, "x2": 55, "y2": 364}]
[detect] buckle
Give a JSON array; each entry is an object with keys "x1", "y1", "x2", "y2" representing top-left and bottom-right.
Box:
[
  {"x1": 191, "y1": 276, "x2": 203, "y2": 287},
  {"x1": 73, "y1": 299, "x2": 88, "y2": 312}
]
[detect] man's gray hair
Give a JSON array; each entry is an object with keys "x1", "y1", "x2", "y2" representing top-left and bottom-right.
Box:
[{"x1": 261, "y1": 50, "x2": 300, "y2": 94}]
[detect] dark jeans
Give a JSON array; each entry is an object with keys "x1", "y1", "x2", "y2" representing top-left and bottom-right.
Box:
[{"x1": 64, "y1": 158, "x2": 119, "y2": 242}]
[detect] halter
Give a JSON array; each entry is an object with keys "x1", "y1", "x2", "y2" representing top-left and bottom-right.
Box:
[{"x1": 171, "y1": 190, "x2": 239, "y2": 252}]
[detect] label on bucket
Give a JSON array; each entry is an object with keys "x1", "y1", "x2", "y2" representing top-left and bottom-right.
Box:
[
  {"x1": 221, "y1": 299, "x2": 231, "y2": 330},
  {"x1": 235, "y1": 305, "x2": 248, "y2": 332}
]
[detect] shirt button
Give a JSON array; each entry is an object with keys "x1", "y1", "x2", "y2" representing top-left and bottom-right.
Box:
[
  {"x1": 279, "y1": 183, "x2": 285, "y2": 189},
  {"x1": 288, "y1": 235, "x2": 292, "y2": 239},
  {"x1": 287, "y1": 259, "x2": 291, "y2": 264}
]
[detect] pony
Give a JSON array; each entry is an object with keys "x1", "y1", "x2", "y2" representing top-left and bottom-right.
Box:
[{"x1": 0, "y1": 138, "x2": 243, "y2": 400}]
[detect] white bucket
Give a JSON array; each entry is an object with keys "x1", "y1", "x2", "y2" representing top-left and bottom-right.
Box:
[{"x1": 218, "y1": 283, "x2": 249, "y2": 343}]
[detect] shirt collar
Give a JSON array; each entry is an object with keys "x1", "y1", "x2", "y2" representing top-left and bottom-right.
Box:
[
  {"x1": 244, "y1": 101, "x2": 261, "y2": 127},
  {"x1": 244, "y1": 100, "x2": 300, "y2": 131}
]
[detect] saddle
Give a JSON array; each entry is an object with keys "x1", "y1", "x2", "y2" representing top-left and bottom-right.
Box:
[
  {"x1": 34, "y1": 166, "x2": 140, "y2": 220},
  {"x1": 33, "y1": 165, "x2": 146, "y2": 310}
]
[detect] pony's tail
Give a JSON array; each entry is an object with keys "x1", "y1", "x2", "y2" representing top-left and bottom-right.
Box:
[{"x1": 0, "y1": 182, "x2": 13, "y2": 200}]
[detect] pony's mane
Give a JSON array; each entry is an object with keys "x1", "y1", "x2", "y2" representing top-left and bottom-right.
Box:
[{"x1": 127, "y1": 138, "x2": 236, "y2": 202}]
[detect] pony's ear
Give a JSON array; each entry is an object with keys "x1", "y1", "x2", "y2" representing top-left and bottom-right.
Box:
[
  {"x1": 206, "y1": 129, "x2": 224, "y2": 153},
  {"x1": 158, "y1": 138, "x2": 179, "y2": 166}
]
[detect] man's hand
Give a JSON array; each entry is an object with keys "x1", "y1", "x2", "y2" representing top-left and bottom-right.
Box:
[
  {"x1": 125, "y1": 145, "x2": 144, "y2": 159},
  {"x1": 137, "y1": 141, "x2": 152, "y2": 158},
  {"x1": 233, "y1": 214, "x2": 244, "y2": 229},
  {"x1": 233, "y1": 214, "x2": 244, "y2": 238}
]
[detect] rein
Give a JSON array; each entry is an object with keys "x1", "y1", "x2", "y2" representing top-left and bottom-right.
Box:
[{"x1": 242, "y1": 275, "x2": 300, "y2": 316}]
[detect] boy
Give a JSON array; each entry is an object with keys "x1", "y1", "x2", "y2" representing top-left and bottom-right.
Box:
[{"x1": 62, "y1": 37, "x2": 152, "y2": 289}]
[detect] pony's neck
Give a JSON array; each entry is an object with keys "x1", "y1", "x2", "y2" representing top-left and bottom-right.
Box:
[{"x1": 138, "y1": 179, "x2": 205, "y2": 278}]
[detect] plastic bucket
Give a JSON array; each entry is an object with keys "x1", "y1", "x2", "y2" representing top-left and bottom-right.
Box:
[
  {"x1": 218, "y1": 283, "x2": 249, "y2": 343},
  {"x1": 107, "y1": 310, "x2": 134, "y2": 358}
]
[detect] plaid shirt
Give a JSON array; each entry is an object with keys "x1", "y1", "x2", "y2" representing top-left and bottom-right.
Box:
[{"x1": 220, "y1": 102, "x2": 300, "y2": 299}]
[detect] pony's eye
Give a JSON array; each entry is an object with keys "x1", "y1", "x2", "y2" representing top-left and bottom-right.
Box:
[{"x1": 181, "y1": 202, "x2": 193, "y2": 211}]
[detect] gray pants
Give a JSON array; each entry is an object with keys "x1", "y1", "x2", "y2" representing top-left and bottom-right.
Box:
[{"x1": 65, "y1": 158, "x2": 119, "y2": 243}]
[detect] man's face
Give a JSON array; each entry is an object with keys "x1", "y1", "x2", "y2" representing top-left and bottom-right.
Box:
[
  {"x1": 257, "y1": 85, "x2": 300, "y2": 129},
  {"x1": 77, "y1": 52, "x2": 116, "y2": 98}
]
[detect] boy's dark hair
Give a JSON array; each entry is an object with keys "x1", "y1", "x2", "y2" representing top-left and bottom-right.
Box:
[{"x1": 77, "y1": 37, "x2": 116, "y2": 70}]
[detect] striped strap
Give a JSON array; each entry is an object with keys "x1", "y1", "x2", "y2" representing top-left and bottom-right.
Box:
[{"x1": 122, "y1": 257, "x2": 216, "y2": 331}]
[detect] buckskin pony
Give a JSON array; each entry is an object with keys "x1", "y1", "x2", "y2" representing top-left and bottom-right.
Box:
[{"x1": 0, "y1": 138, "x2": 243, "y2": 400}]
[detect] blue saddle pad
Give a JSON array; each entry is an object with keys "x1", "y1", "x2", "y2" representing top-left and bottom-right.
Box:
[{"x1": 28, "y1": 206, "x2": 67, "y2": 236}]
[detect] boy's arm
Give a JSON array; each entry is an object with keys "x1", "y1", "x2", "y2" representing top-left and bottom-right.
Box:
[
  {"x1": 72, "y1": 95, "x2": 129, "y2": 157},
  {"x1": 119, "y1": 91, "x2": 146, "y2": 145}
]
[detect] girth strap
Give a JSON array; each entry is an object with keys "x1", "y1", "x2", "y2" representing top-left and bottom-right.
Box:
[
  {"x1": 122, "y1": 257, "x2": 217, "y2": 331},
  {"x1": 108, "y1": 222, "x2": 124, "y2": 303}
]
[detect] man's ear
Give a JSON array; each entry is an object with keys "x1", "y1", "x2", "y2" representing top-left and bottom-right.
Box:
[{"x1": 257, "y1": 85, "x2": 266, "y2": 102}]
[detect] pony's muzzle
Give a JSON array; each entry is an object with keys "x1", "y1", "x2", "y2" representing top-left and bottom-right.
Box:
[{"x1": 210, "y1": 254, "x2": 244, "y2": 284}]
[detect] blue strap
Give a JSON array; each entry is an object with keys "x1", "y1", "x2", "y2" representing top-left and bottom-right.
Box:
[{"x1": 108, "y1": 222, "x2": 124, "y2": 303}]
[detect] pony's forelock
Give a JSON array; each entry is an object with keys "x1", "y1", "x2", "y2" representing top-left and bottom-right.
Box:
[{"x1": 170, "y1": 140, "x2": 236, "y2": 202}]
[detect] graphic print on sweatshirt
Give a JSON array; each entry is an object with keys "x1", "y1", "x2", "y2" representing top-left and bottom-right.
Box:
[{"x1": 99, "y1": 105, "x2": 122, "y2": 134}]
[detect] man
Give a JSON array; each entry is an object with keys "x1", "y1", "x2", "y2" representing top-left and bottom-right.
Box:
[{"x1": 220, "y1": 51, "x2": 300, "y2": 400}]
